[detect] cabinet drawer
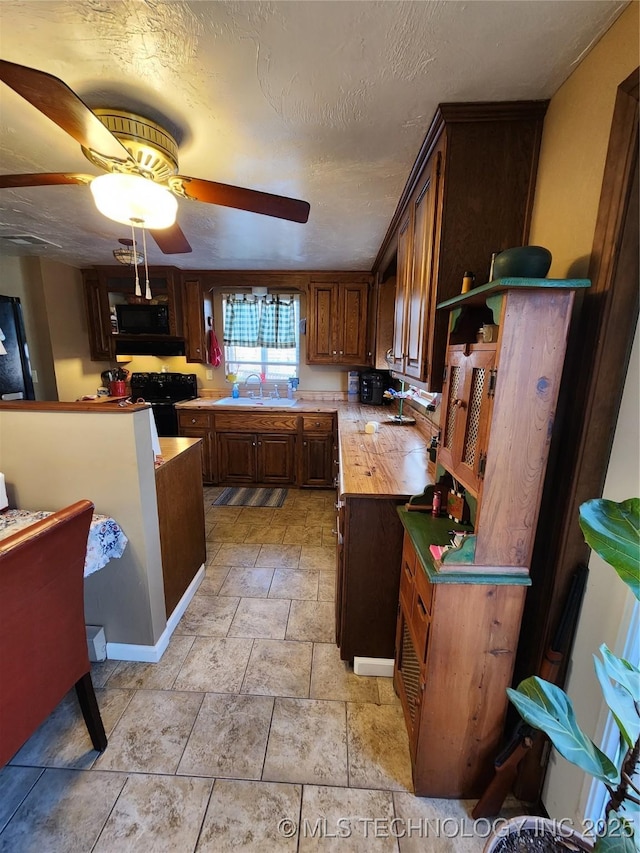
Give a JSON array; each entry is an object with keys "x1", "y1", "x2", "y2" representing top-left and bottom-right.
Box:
[
  {"x1": 302, "y1": 414, "x2": 334, "y2": 433},
  {"x1": 411, "y1": 590, "x2": 430, "y2": 660},
  {"x1": 178, "y1": 410, "x2": 213, "y2": 429},
  {"x1": 401, "y1": 536, "x2": 417, "y2": 580},
  {"x1": 414, "y1": 562, "x2": 434, "y2": 617},
  {"x1": 399, "y1": 553, "x2": 414, "y2": 614},
  {"x1": 215, "y1": 413, "x2": 298, "y2": 432}
]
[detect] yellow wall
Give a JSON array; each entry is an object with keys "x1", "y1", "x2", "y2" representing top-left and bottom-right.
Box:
[
  {"x1": 527, "y1": 0, "x2": 639, "y2": 825},
  {"x1": 529, "y1": 1, "x2": 639, "y2": 277}
]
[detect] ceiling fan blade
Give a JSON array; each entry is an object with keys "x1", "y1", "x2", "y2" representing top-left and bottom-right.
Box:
[
  {"x1": 150, "y1": 223, "x2": 192, "y2": 254},
  {"x1": 0, "y1": 60, "x2": 133, "y2": 163},
  {"x1": 174, "y1": 176, "x2": 310, "y2": 223},
  {"x1": 0, "y1": 172, "x2": 94, "y2": 188}
]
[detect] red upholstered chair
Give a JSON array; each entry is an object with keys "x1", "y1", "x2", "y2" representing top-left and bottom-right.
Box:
[{"x1": 0, "y1": 499, "x2": 107, "y2": 767}]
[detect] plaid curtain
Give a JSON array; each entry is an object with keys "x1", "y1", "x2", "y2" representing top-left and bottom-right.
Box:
[
  {"x1": 258, "y1": 297, "x2": 296, "y2": 348},
  {"x1": 223, "y1": 296, "x2": 259, "y2": 346}
]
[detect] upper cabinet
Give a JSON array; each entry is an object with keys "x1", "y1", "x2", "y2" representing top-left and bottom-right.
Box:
[
  {"x1": 374, "y1": 101, "x2": 548, "y2": 391},
  {"x1": 306, "y1": 274, "x2": 371, "y2": 366},
  {"x1": 81, "y1": 266, "x2": 209, "y2": 363}
]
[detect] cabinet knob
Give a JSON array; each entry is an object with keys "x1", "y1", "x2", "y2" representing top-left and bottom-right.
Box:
[
  {"x1": 332, "y1": 350, "x2": 337, "y2": 355},
  {"x1": 315, "y1": 421, "x2": 321, "y2": 427},
  {"x1": 191, "y1": 418, "x2": 196, "y2": 423},
  {"x1": 453, "y1": 398, "x2": 466, "y2": 409},
  {"x1": 340, "y1": 351, "x2": 344, "y2": 355},
  {"x1": 195, "y1": 348, "x2": 200, "y2": 353}
]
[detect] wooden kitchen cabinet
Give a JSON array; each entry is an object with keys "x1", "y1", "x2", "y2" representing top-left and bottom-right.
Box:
[
  {"x1": 81, "y1": 266, "x2": 210, "y2": 363},
  {"x1": 375, "y1": 101, "x2": 548, "y2": 390},
  {"x1": 306, "y1": 275, "x2": 371, "y2": 366},
  {"x1": 215, "y1": 412, "x2": 298, "y2": 487},
  {"x1": 177, "y1": 410, "x2": 215, "y2": 483},
  {"x1": 438, "y1": 343, "x2": 496, "y2": 496},
  {"x1": 394, "y1": 521, "x2": 528, "y2": 797},
  {"x1": 300, "y1": 413, "x2": 336, "y2": 487}
]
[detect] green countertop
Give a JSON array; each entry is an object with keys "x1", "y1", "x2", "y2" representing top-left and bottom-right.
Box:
[{"x1": 397, "y1": 506, "x2": 531, "y2": 586}]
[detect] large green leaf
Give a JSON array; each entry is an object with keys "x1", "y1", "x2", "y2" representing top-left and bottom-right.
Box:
[
  {"x1": 593, "y1": 814, "x2": 638, "y2": 852},
  {"x1": 507, "y1": 677, "x2": 619, "y2": 784},
  {"x1": 599, "y1": 645, "x2": 640, "y2": 702},
  {"x1": 594, "y1": 655, "x2": 640, "y2": 749},
  {"x1": 579, "y1": 498, "x2": 640, "y2": 600}
]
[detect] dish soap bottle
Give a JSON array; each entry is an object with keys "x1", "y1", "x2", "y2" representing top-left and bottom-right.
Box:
[{"x1": 232, "y1": 382, "x2": 240, "y2": 399}]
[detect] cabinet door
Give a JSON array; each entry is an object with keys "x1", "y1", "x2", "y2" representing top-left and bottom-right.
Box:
[
  {"x1": 307, "y1": 283, "x2": 337, "y2": 363},
  {"x1": 301, "y1": 434, "x2": 334, "y2": 486},
  {"x1": 337, "y1": 282, "x2": 369, "y2": 364},
  {"x1": 182, "y1": 277, "x2": 209, "y2": 363},
  {"x1": 179, "y1": 429, "x2": 213, "y2": 483},
  {"x1": 257, "y1": 434, "x2": 296, "y2": 484},
  {"x1": 394, "y1": 601, "x2": 423, "y2": 757},
  {"x1": 404, "y1": 154, "x2": 440, "y2": 381},
  {"x1": 439, "y1": 345, "x2": 496, "y2": 496},
  {"x1": 218, "y1": 433, "x2": 257, "y2": 483},
  {"x1": 82, "y1": 272, "x2": 112, "y2": 360},
  {"x1": 391, "y1": 212, "x2": 412, "y2": 371}
]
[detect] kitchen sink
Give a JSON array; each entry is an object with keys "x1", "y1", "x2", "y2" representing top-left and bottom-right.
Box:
[{"x1": 213, "y1": 397, "x2": 298, "y2": 407}]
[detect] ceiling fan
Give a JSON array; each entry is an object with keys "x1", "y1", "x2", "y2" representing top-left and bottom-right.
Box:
[{"x1": 0, "y1": 60, "x2": 311, "y2": 255}]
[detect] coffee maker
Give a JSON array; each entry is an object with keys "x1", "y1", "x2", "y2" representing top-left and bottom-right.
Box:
[{"x1": 359, "y1": 371, "x2": 386, "y2": 405}]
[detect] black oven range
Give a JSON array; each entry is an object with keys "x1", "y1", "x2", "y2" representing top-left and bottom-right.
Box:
[{"x1": 131, "y1": 372, "x2": 198, "y2": 437}]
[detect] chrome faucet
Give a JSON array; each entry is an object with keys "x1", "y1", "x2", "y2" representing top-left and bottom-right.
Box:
[{"x1": 244, "y1": 373, "x2": 263, "y2": 398}]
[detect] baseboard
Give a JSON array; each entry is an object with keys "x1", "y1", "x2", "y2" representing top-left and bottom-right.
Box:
[
  {"x1": 105, "y1": 565, "x2": 205, "y2": 662},
  {"x1": 353, "y1": 656, "x2": 395, "y2": 677}
]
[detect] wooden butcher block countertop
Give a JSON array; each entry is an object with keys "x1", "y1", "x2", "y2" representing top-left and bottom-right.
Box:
[{"x1": 336, "y1": 405, "x2": 432, "y2": 499}]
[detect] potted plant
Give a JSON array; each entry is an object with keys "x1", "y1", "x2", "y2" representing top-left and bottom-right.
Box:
[{"x1": 484, "y1": 497, "x2": 640, "y2": 852}]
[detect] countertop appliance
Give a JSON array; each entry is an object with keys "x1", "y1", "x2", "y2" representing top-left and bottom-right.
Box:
[
  {"x1": 359, "y1": 371, "x2": 387, "y2": 406},
  {"x1": 130, "y1": 372, "x2": 198, "y2": 436},
  {"x1": 0, "y1": 295, "x2": 35, "y2": 401}
]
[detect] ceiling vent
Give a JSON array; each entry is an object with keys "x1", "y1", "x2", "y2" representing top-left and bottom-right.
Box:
[{"x1": 0, "y1": 234, "x2": 61, "y2": 247}]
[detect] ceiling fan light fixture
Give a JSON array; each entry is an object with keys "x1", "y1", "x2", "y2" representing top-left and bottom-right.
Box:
[{"x1": 90, "y1": 173, "x2": 177, "y2": 229}]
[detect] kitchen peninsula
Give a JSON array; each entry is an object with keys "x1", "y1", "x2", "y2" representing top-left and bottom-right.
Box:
[
  {"x1": 178, "y1": 395, "x2": 438, "y2": 662},
  {"x1": 0, "y1": 401, "x2": 206, "y2": 661}
]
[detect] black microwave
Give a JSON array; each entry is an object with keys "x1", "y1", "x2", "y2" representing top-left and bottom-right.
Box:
[{"x1": 115, "y1": 303, "x2": 170, "y2": 335}]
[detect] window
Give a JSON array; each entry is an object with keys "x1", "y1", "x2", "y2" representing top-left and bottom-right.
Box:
[{"x1": 223, "y1": 293, "x2": 300, "y2": 382}]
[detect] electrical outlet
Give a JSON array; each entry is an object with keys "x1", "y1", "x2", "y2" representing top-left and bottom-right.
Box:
[{"x1": 206, "y1": 369, "x2": 213, "y2": 380}]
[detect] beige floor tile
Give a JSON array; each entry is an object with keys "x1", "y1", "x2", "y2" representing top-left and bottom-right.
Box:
[
  {"x1": 299, "y1": 545, "x2": 336, "y2": 571},
  {"x1": 241, "y1": 639, "x2": 312, "y2": 698},
  {"x1": 107, "y1": 635, "x2": 195, "y2": 689},
  {"x1": 0, "y1": 769, "x2": 127, "y2": 853},
  {"x1": 228, "y1": 597, "x2": 291, "y2": 639},
  {"x1": 0, "y1": 766, "x2": 43, "y2": 833},
  {"x1": 219, "y1": 566, "x2": 275, "y2": 597},
  {"x1": 272, "y1": 509, "x2": 308, "y2": 525},
  {"x1": 10, "y1": 687, "x2": 133, "y2": 770},
  {"x1": 205, "y1": 542, "x2": 221, "y2": 560},
  {"x1": 347, "y1": 703, "x2": 413, "y2": 792},
  {"x1": 262, "y1": 698, "x2": 348, "y2": 787},
  {"x1": 269, "y1": 568, "x2": 319, "y2": 600},
  {"x1": 244, "y1": 525, "x2": 287, "y2": 544},
  {"x1": 286, "y1": 600, "x2": 335, "y2": 643},
  {"x1": 392, "y1": 794, "x2": 489, "y2": 852},
  {"x1": 317, "y1": 509, "x2": 338, "y2": 525},
  {"x1": 205, "y1": 506, "x2": 242, "y2": 524},
  {"x1": 94, "y1": 774, "x2": 213, "y2": 853},
  {"x1": 317, "y1": 571, "x2": 336, "y2": 601},
  {"x1": 322, "y1": 526, "x2": 338, "y2": 546},
  {"x1": 95, "y1": 690, "x2": 203, "y2": 774},
  {"x1": 174, "y1": 594, "x2": 239, "y2": 636},
  {"x1": 197, "y1": 564, "x2": 230, "y2": 595},
  {"x1": 177, "y1": 693, "x2": 273, "y2": 779},
  {"x1": 299, "y1": 785, "x2": 398, "y2": 852},
  {"x1": 236, "y1": 506, "x2": 277, "y2": 524},
  {"x1": 255, "y1": 544, "x2": 302, "y2": 568},
  {"x1": 210, "y1": 543, "x2": 261, "y2": 567},
  {"x1": 209, "y1": 521, "x2": 254, "y2": 543},
  {"x1": 310, "y1": 643, "x2": 379, "y2": 702},
  {"x1": 90, "y1": 658, "x2": 120, "y2": 688},
  {"x1": 196, "y1": 779, "x2": 301, "y2": 853},
  {"x1": 377, "y1": 677, "x2": 401, "y2": 705},
  {"x1": 173, "y1": 636, "x2": 253, "y2": 693},
  {"x1": 283, "y1": 524, "x2": 323, "y2": 545}
]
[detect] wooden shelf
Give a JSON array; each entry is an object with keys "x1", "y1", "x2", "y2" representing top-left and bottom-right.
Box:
[{"x1": 437, "y1": 277, "x2": 590, "y2": 310}]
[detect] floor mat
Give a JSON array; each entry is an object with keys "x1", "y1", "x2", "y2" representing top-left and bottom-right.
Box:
[{"x1": 213, "y1": 487, "x2": 288, "y2": 508}]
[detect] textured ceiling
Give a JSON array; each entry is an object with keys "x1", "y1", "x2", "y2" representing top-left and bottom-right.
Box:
[{"x1": 0, "y1": 0, "x2": 627, "y2": 271}]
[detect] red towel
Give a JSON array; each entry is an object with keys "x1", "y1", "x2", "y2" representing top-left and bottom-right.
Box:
[{"x1": 208, "y1": 328, "x2": 222, "y2": 367}]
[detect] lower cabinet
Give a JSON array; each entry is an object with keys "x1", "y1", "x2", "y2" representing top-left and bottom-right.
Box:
[
  {"x1": 300, "y1": 414, "x2": 336, "y2": 487},
  {"x1": 177, "y1": 411, "x2": 215, "y2": 483},
  {"x1": 394, "y1": 531, "x2": 527, "y2": 797},
  {"x1": 336, "y1": 496, "x2": 406, "y2": 662},
  {"x1": 217, "y1": 432, "x2": 296, "y2": 485}
]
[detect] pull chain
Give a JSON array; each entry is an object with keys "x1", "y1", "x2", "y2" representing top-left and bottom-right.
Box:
[
  {"x1": 141, "y1": 228, "x2": 152, "y2": 300},
  {"x1": 131, "y1": 223, "x2": 141, "y2": 297}
]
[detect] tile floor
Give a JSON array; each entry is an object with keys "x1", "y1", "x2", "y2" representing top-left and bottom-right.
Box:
[{"x1": 0, "y1": 488, "x2": 516, "y2": 852}]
